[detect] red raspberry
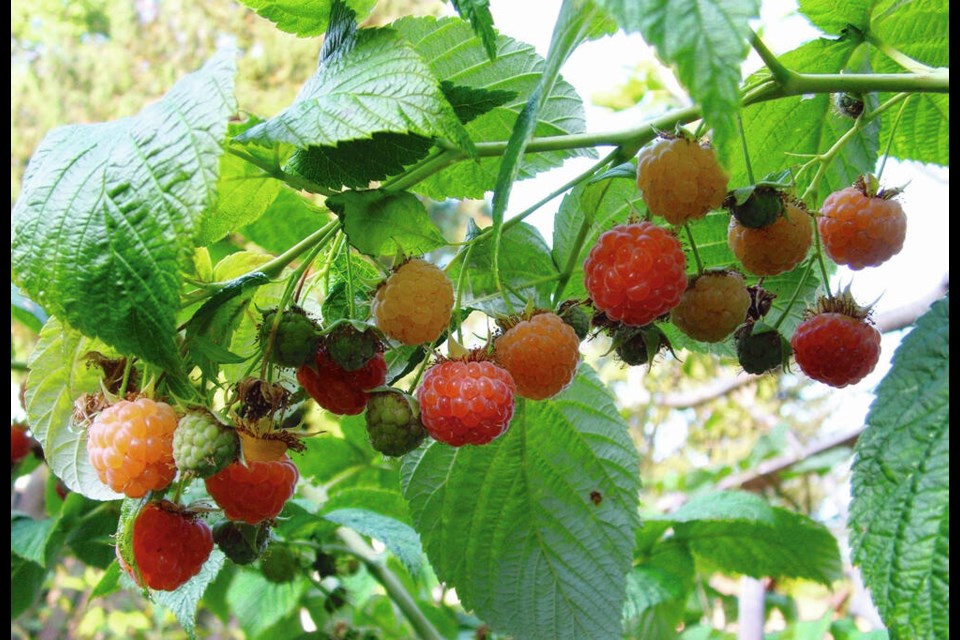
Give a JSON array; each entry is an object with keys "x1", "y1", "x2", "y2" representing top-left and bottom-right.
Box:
[
  {"x1": 584, "y1": 222, "x2": 687, "y2": 327},
  {"x1": 636, "y1": 136, "x2": 729, "y2": 225},
  {"x1": 205, "y1": 457, "x2": 299, "y2": 524},
  {"x1": 670, "y1": 270, "x2": 751, "y2": 343},
  {"x1": 728, "y1": 202, "x2": 812, "y2": 275},
  {"x1": 417, "y1": 357, "x2": 516, "y2": 446},
  {"x1": 296, "y1": 346, "x2": 387, "y2": 415},
  {"x1": 790, "y1": 297, "x2": 881, "y2": 388},
  {"x1": 819, "y1": 186, "x2": 906, "y2": 270},
  {"x1": 126, "y1": 501, "x2": 213, "y2": 591},
  {"x1": 494, "y1": 312, "x2": 580, "y2": 400},
  {"x1": 373, "y1": 259, "x2": 454, "y2": 346},
  {"x1": 11, "y1": 424, "x2": 33, "y2": 465},
  {"x1": 87, "y1": 398, "x2": 178, "y2": 498}
]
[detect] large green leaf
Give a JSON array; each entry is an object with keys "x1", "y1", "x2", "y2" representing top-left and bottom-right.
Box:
[
  {"x1": 723, "y1": 37, "x2": 879, "y2": 204},
  {"x1": 152, "y1": 550, "x2": 226, "y2": 640},
  {"x1": 850, "y1": 296, "x2": 949, "y2": 639},
  {"x1": 598, "y1": 0, "x2": 761, "y2": 163},
  {"x1": 238, "y1": 188, "x2": 329, "y2": 255},
  {"x1": 11, "y1": 50, "x2": 237, "y2": 379},
  {"x1": 401, "y1": 365, "x2": 641, "y2": 640},
  {"x1": 226, "y1": 569, "x2": 309, "y2": 638},
  {"x1": 24, "y1": 317, "x2": 122, "y2": 500},
  {"x1": 323, "y1": 508, "x2": 424, "y2": 577},
  {"x1": 796, "y1": 0, "x2": 876, "y2": 34},
  {"x1": 10, "y1": 515, "x2": 59, "y2": 567},
  {"x1": 327, "y1": 190, "x2": 448, "y2": 258},
  {"x1": 452, "y1": 221, "x2": 558, "y2": 316},
  {"x1": 11, "y1": 555, "x2": 46, "y2": 619},
  {"x1": 392, "y1": 16, "x2": 593, "y2": 200},
  {"x1": 235, "y1": 0, "x2": 375, "y2": 37},
  {"x1": 622, "y1": 540, "x2": 695, "y2": 640},
  {"x1": 652, "y1": 491, "x2": 843, "y2": 586},
  {"x1": 236, "y1": 27, "x2": 472, "y2": 155}
]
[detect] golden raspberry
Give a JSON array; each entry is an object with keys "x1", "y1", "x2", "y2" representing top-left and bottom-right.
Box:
[
  {"x1": 670, "y1": 271, "x2": 751, "y2": 342},
  {"x1": 728, "y1": 202, "x2": 812, "y2": 276},
  {"x1": 494, "y1": 312, "x2": 581, "y2": 400},
  {"x1": 636, "y1": 137, "x2": 729, "y2": 225},
  {"x1": 372, "y1": 259, "x2": 454, "y2": 346}
]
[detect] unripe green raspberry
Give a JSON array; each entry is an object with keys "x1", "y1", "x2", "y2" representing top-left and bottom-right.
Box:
[
  {"x1": 212, "y1": 520, "x2": 270, "y2": 565},
  {"x1": 260, "y1": 544, "x2": 299, "y2": 583},
  {"x1": 364, "y1": 391, "x2": 427, "y2": 456},
  {"x1": 325, "y1": 322, "x2": 383, "y2": 372},
  {"x1": 558, "y1": 302, "x2": 590, "y2": 341},
  {"x1": 735, "y1": 321, "x2": 791, "y2": 374},
  {"x1": 613, "y1": 325, "x2": 671, "y2": 367},
  {"x1": 173, "y1": 411, "x2": 238, "y2": 478},
  {"x1": 259, "y1": 307, "x2": 322, "y2": 368}
]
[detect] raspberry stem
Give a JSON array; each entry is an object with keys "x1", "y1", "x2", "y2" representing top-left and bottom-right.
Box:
[
  {"x1": 736, "y1": 113, "x2": 755, "y2": 184},
  {"x1": 342, "y1": 234, "x2": 356, "y2": 321},
  {"x1": 684, "y1": 224, "x2": 704, "y2": 274},
  {"x1": 772, "y1": 257, "x2": 814, "y2": 330},
  {"x1": 876, "y1": 97, "x2": 912, "y2": 182}
]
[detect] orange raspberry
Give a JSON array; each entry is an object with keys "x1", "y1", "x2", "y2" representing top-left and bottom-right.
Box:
[
  {"x1": 205, "y1": 457, "x2": 299, "y2": 524},
  {"x1": 87, "y1": 398, "x2": 178, "y2": 498},
  {"x1": 636, "y1": 136, "x2": 729, "y2": 225},
  {"x1": 819, "y1": 186, "x2": 906, "y2": 270},
  {"x1": 494, "y1": 312, "x2": 581, "y2": 400},
  {"x1": 791, "y1": 312, "x2": 881, "y2": 388},
  {"x1": 372, "y1": 259, "x2": 454, "y2": 346},
  {"x1": 728, "y1": 202, "x2": 812, "y2": 275},
  {"x1": 670, "y1": 270, "x2": 751, "y2": 342}
]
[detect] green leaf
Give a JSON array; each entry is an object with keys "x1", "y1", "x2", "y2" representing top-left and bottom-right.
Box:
[
  {"x1": 600, "y1": 0, "x2": 761, "y2": 162},
  {"x1": 327, "y1": 190, "x2": 447, "y2": 258},
  {"x1": 551, "y1": 174, "x2": 646, "y2": 302},
  {"x1": 11, "y1": 515, "x2": 59, "y2": 566},
  {"x1": 91, "y1": 562, "x2": 122, "y2": 600},
  {"x1": 11, "y1": 554, "x2": 47, "y2": 619},
  {"x1": 226, "y1": 568, "x2": 309, "y2": 638},
  {"x1": 323, "y1": 508, "x2": 424, "y2": 577},
  {"x1": 151, "y1": 551, "x2": 226, "y2": 640},
  {"x1": 25, "y1": 317, "x2": 122, "y2": 501},
  {"x1": 392, "y1": 16, "x2": 592, "y2": 199},
  {"x1": 623, "y1": 539, "x2": 695, "y2": 640},
  {"x1": 320, "y1": 486, "x2": 413, "y2": 526},
  {"x1": 452, "y1": 221, "x2": 558, "y2": 316},
  {"x1": 724, "y1": 37, "x2": 879, "y2": 203},
  {"x1": 197, "y1": 148, "x2": 283, "y2": 245},
  {"x1": 850, "y1": 296, "x2": 948, "y2": 639},
  {"x1": 236, "y1": 28, "x2": 472, "y2": 156},
  {"x1": 654, "y1": 491, "x2": 842, "y2": 586},
  {"x1": 235, "y1": 0, "x2": 375, "y2": 37},
  {"x1": 401, "y1": 365, "x2": 641, "y2": 640},
  {"x1": 11, "y1": 50, "x2": 237, "y2": 380},
  {"x1": 796, "y1": 0, "x2": 875, "y2": 34},
  {"x1": 11, "y1": 283, "x2": 47, "y2": 333},
  {"x1": 239, "y1": 189, "x2": 330, "y2": 255},
  {"x1": 450, "y1": 0, "x2": 498, "y2": 60},
  {"x1": 440, "y1": 81, "x2": 518, "y2": 125}
]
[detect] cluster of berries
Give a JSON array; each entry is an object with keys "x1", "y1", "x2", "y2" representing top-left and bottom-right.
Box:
[{"x1": 581, "y1": 133, "x2": 903, "y2": 388}]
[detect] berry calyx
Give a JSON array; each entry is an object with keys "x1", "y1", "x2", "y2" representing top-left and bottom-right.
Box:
[
  {"x1": 636, "y1": 135, "x2": 729, "y2": 225},
  {"x1": 790, "y1": 295, "x2": 881, "y2": 388},
  {"x1": 213, "y1": 520, "x2": 271, "y2": 565},
  {"x1": 205, "y1": 456, "x2": 299, "y2": 524},
  {"x1": 584, "y1": 222, "x2": 687, "y2": 327},
  {"x1": 834, "y1": 92, "x2": 865, "y2": 119},
  {"x1": 87, "y1": 397, "x2": 178, "y2": 498},
  {"x1": 258, "y1": 306, "x2": 322, "y2": 369},
  {"x1": 127, "y1": 501, "x2": 213, "y2": 591},
  {"x1": 364, "y1": 390, "x2": 427, "y2": 456},
  {"x1": 172, "y1": 410, "x2": 238, "y2": 478},
  {"x1": 11, "y1": 424, "x2": 33, "y2": 465},
  {"x1": 670, "y1": 270, "x2": 751, "y2": 343},
  {"x1": 324, "y1": 322, "x2": 383, "y2": 372},
  {"x1": 818, "y1": 181, "x2": 906, "y2": 270},
  {"x1": 726, "y1": 186, "x2": 785, "y2": 229},
  {"x1": 735, "y1": 321, "x2": 791, "y2": 375},
  {"x1": 728, "y1": 201, "x2": 812, "y2": 276},
  {"x1": 417, "y1": 354, "x2": 516, "y2": 447},
  {"x1": 494, "y1": 312, "x2": 581, "y2": 400},
  {"x1": 296, "y1": 346, "x2": 387, "y2": 416},
  {"x1": 372, "y1": 258, "x2": 454, "y2": 346}
]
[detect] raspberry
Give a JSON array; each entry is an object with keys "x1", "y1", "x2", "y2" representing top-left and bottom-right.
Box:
[
  {"x1": 127, "y1": 501, "x2": 213, "y2": 591},
  {"x1": 11, "y1": 424, "x2": 33, "y2": 465},
  {"x1": 416, "y1": 356, "x2": 516, "y2": 446},
  {"x1": 364, "y1": 391, "x2": 427, "y2": 456},
  {"x1": 212, "y1": 520, "x2": 270, "y2": 565},
  {"x1": 818, "y1": 186, "x2": 906, "y2": 270},
  {"x1": 726, "y1": 186, "x2": 785, "y2": 229},
  {"x1": 834, "y1": 92, "x2": 865, "y2": 119},
  {"x1": 735, "y1": 321, "x2": 791, "y2": 374},
  {"x1": 558, "y1": 301, "x2": 590, "y2": 341},
  {"x1": 584, "y1": 222, "x2": 687, "y2": 327},
  {"x1": 670, "y1": 270, "x2": 750, "y2": 343},
  {"x1": 260, "y1": 544, "x2": 299, "y2": 583},
  {"x1": 791, "y1": 300, "x2": 881, "y2": 388},
  {"x1": 325, "y1": 322, "x2": 383, "y2": 372},
  {"x1": 172, "y1": 411, "x2": 238, "y2": 478},
  {"x1": 612, "y1": 324, "x2": 672, "y2": 367},
  {"x1": 205, "y1": 456, "x2": 299, "y2": 524},
  {"x1": 372, "y1": 258, "x2": 454, "y2": 346},
  {"x1": 296, "y1": 346, "x2": 387, "y2": 415},
  {"x1": 636, "y1": 136, "x2": 728, "y2": 225},
  {"x1": 87, "y1": 398, "x2": 178, "y2": 498},
  {"x1": 259, "y1": 306, "x2": 322, "y2": 368},
  {"x1": 728, "y1": 201, "x2": 812, "y2": 275},
  {"x1": 494, "y1": 312, "x2": 580, "y2": 400}
]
